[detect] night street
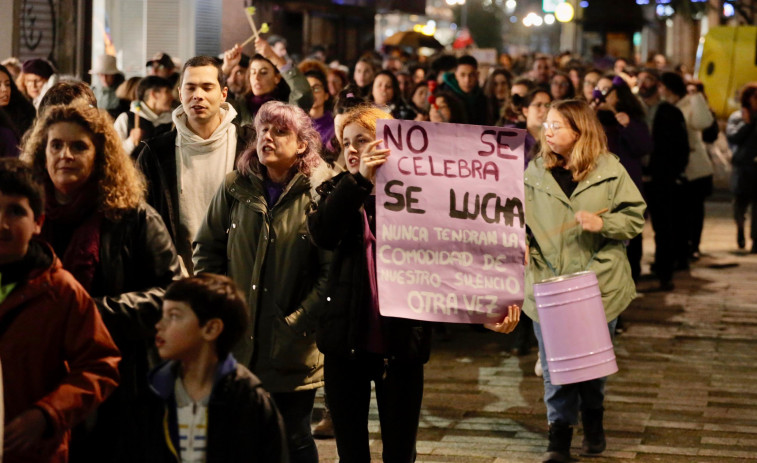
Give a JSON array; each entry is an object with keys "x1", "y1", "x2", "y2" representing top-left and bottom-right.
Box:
[{"x1": 315, "y1": 198, "x2": 757, "y2": 462}]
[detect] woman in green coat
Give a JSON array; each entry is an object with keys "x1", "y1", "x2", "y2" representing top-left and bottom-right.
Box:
[
  {"x1": 524, "y1": 100, "x2": 645, "y2": 462},
  {"x1": 193, "y1": 101, "x2": 332, "y2": 463}
]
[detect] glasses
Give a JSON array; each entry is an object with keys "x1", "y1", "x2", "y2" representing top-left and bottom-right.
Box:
[
  {"x1": 310, "y1": 85, "x2": 324, "y2": 93},
  {"x1": 542, "y1": 121, "x2": 563, "y2": 131},
  {"x1": 552, "y1": 81, "x2": 571, "y2": 88},
  {"x1": 530, "y1": 102, "x2": 550, "y2": 109}
]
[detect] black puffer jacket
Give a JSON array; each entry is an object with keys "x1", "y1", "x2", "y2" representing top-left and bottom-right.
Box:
[{"x1": 307, "y1": 171, "x2": 431, "y2": 362}]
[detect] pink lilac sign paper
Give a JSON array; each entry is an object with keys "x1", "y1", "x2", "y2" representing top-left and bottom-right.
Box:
[{"x1": 375, "y1": 119, "x2": 526, "y2": 324}]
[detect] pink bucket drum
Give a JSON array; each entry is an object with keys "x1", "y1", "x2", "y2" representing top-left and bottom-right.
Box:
[{"x1": 534, "y1": 271, "x2": 618, "y2": 385}]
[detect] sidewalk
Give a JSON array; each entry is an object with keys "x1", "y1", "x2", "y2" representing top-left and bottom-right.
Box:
[{"x1": 314, "y1": 199, "x2": 757, "y2": 462}]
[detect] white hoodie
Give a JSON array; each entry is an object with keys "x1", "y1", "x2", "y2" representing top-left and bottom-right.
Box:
[
  {"x1": 173, "y1": 102, "x2": 238, "y2": 273},
  {"x1": 114, "y1": 100, "x2": 174, "y2": 155}
]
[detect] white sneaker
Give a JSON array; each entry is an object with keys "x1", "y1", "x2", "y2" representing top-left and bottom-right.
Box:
[{"x1": 534, "y1": 352, "x2": 543, "y2": 377}]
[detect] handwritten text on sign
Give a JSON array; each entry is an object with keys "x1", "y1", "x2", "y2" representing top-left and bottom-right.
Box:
[{"x1": 375, "y1": 119, "x2": 526, "y2": 323}]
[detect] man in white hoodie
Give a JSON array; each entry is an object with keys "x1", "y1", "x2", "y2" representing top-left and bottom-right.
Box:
[
  {"x1": 114, "y1": 76, "x2": 175, "y2": 156},
  {"x1": 136, "y1": 56, "x2": 254, "y2": 274}
]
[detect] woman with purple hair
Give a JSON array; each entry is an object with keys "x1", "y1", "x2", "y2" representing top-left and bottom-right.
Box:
[{"x1": 193, "y1": 100, "x2": 333, "y2": 463}]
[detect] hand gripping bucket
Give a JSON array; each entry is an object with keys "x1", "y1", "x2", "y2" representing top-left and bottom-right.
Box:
[{"x1": 534, "y1": 271, "x2": 617, "y2": 385}]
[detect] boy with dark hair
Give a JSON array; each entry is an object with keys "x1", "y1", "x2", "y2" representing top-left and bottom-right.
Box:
[
  {"x1": 146, "y1": 273, "x2": 287, "y2": 463},
  {"x1": 0, "y1": 158, "x2": 120, "y2": 462},
  {"x1": 439, "y1": 54, "x2": 489, "y2": 125}
]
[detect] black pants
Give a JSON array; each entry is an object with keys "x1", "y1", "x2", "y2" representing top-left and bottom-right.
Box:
[
  {"x1": 271, "y1": 390, "x2": 318, "y2": 463},
  {"x1": 645, "y1": 180, "x2": 678, "y2": 282},
  {"x1": 324, "y1": 353, "x2": 424, "y2": 463},
  {"x1": 680, "y1": 175, "x2": 713, "y2": 256},
  {"x1": 733, "y1": 164, "x2": 757, "y2": 244}
]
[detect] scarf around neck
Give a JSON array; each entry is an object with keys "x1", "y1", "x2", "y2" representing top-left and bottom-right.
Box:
[{"x1": 42, "y1": 183, "x2": 102, "y2": 291}]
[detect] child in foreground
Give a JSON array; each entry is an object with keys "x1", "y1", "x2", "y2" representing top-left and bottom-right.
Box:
[
  {"x1": 0, "y1": 158, "x2": 120, "y2": 463},
  {"x1": 146, "y1": 273, "x2": 287, "y2": 463}
]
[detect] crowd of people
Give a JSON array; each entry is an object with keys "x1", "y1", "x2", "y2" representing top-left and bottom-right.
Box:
[{"x1": 0, "y1": 32, "x2": 753, "y2": 463}]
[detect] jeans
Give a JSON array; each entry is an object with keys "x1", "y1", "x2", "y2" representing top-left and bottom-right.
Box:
[
  {"x1": 271, "y1": 390, "x2": 318, "y2": 463},
  {"x1": 533, "y1": 318, "x2": 618, "y2": 425},
  {"x1": 324, "y1": 353, "x2": 424, "y2": 463}
]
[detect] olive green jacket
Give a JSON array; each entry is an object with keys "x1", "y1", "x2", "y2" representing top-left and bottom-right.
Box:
[
  {"x1": 193, "y1": 166, "x2": 332, "y2": 392},
  {"x1": 523, "y1": 153, "x2": 646, "y2": 323}
]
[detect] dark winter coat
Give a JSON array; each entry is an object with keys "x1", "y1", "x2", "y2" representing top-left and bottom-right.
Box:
[
  {"x1": 144, "y1": 355, "x2": 288, "y2": 463},
  {"x1": 193, "y1": 167, "x2": 333, "y2": 392},
  {"x1": 307, "y1": 171, "x2": 431, "y2": 362},
  {"x1": 644, "y1": 101, "x2": 689, "y2": 183},
  {"x1": 67, "y1": 202, "x2": 183, "y2": 463}
]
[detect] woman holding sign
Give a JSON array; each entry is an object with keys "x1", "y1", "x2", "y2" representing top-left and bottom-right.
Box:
[
  {"x1": 309, "y1": 105, "x2": 491, "y2": 463},
  {"x1": 512, "y1": 99, "x2": 645, "y2": 462},
  {"x1": 307, "y1": 105, "x2": 427, "y2": 462}
]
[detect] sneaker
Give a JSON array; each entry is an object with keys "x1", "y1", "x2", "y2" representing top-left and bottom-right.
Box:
[
  {"x1": 534, "y1": 353, "x2": 543, "y2": 377},
  {"x1": 312, "y1": 410, "x2": 334, "y2": 439}
]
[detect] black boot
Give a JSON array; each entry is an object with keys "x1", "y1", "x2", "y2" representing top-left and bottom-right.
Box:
[
  {"x1": 581, "y1": 407, "x2": 606, "y2": 456},
  {"x1": 542, "y1": 421, "x2": 572, "y2": 463},
  {"x1": 738, "y1": 224, "x2": 746, "y2": 250}
]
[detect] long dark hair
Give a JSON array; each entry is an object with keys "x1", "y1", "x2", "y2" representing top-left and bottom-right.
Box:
[
  {"x1": 0, "y1": 64, "x2": 36, "y2": 137},
  {"x1": 604, "y1": 74, "x2": 645, "y2": 120},
  {"x1": 369, "y1": 70, "x2": 402, "y2": 106}
]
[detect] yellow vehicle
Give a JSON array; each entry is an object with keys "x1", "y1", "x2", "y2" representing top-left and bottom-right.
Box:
[{"x1": 696, "y1": 25, "x2": 757, "y2": 118}]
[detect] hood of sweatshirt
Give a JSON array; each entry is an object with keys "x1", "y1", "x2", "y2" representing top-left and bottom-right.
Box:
[{"x1": 172, "y1": 102, "x2": 238, "y2": 151}]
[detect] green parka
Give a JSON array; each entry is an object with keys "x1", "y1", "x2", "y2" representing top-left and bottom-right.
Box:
[
  {"x1": 523, "y1": 153, "x2": 646, "y2": 323},
  {"x1": 193, "y1": 166, "x2": 332, "y2": 393}
]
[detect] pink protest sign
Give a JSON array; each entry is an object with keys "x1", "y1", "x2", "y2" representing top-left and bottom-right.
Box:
[{"x1": 375, "y1": 119, "x2": 527, "y2": 324}]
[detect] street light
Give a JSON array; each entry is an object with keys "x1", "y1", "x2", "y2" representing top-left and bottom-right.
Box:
[
  {"x1": 446, "y1": 0, "x2": 468, "y2": 31},
  {"x1": 555, "y1": 2, "x2": 575, "y2": 22}
]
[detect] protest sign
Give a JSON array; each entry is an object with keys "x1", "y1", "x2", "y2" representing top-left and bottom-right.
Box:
[{"x1": 375, "y1": 119, "x2": 526, "y2": 324}]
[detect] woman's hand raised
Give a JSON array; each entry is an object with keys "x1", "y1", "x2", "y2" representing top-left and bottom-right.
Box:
[{"x1": 359, "y1": 139, "x2": 390, "y2": 184}]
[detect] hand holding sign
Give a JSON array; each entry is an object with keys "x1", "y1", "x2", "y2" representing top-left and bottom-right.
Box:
[
  {"x1": 484, "y1": 304, "x2": 521, "y2": 334},
  {"x1": 359, "y1": 139, "x2": 390, "y2": 183}
]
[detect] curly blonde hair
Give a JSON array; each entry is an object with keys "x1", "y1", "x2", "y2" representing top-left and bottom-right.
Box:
[
  {"x1": 538, "y1": 99, "x2": 607, "y2": 182},
  {"x1": 21, "y1": 103, "x2": 146, "y2": 221}
]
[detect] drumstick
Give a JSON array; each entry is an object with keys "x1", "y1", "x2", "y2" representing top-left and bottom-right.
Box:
[
  {"x1": 241, "y1": 34, "x2": 256, "y2": 48},
  {"x1": 245, "y1": 7, "x2": 260, "y2": 41}
]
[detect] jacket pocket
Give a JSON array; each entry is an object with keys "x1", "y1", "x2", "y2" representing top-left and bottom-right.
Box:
[{"x1": 269, "y1": 314, "x2": 321, "y2": 373}]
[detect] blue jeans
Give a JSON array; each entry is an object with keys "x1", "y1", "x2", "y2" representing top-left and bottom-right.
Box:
[
  {"x1": 533, "y1": 318, "x2": 618, "y2": 425},
  {"x1": 271, "y1": 390, "x2": 318, "y2": 463}
]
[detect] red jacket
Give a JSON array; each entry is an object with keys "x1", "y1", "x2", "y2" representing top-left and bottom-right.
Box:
[{"x1": 0, "y1": 244, "x2": 120, "y2": 463}]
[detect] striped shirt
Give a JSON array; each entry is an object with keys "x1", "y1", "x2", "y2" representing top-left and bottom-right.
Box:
[{"x1": 174, "y1": 378, "x2": 210, "y2": 463}]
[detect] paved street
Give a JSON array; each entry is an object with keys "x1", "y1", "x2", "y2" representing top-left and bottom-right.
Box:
[{"x1": 314, "y1": 198, "x2": 757, "y2": 462}]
